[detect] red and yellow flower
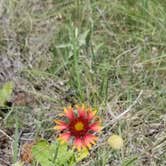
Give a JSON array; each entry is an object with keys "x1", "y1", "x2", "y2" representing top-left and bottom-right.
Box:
[{"x1": 54, "y1": 105, "x2": 101, "y2": 150}]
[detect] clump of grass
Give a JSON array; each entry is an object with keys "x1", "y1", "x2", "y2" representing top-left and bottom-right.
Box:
[{"x1": 48, "y1": 0, "x2": 166, "y2": 165}]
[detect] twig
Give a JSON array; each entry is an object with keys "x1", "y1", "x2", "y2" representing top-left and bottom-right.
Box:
[
  {"x1": 0, "y1": 128, "x2": 13, "y2": 141},
  {"x1": 103, "y1": 90, "x2": 143, "y2": 129},
  {"x1": 0, "y1": 158, "x2": 10, "y2": 165}
]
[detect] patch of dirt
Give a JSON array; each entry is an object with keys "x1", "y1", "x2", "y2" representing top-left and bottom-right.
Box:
[{"x1": 0, "y1": 129, "x2": 13, "y2": 166}]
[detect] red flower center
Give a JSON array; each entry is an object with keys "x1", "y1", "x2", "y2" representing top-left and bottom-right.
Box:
[{"x1": 68, "y1": 118, "x2": 89, "y2": 137}]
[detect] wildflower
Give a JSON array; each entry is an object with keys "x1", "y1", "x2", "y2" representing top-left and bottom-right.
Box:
[
  {"x1": 108, "y1": 134, "x2": 123, "y2": 150},
  {"x1": 54, "y1": 105, "x2": 101, "y2": 150}
]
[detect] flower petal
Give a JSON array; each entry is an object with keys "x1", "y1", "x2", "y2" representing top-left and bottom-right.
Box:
[
  {"x1": 64, "y1": 106, "x2": 75, "y2": 120},
  {"x1": 58, "y1": 132, "x2": 71, "y2": 143},
  {"x1": 77, "y1": 105, "x2": 87, "y2": 118},
  {"x1": 87, "y1": 109, "x2": 96, "y2": 121},
  {"x1": 83, "y1": 134, "x2": 98, "y2": 149},
  {"x1": 74, "y1": 138, "x2": 84, "y2": 151},
  {"x1": 54, "y1": 120, "x2": 68, "y2": 130},
  {"x1": 89, "y1": 122, "x2": 101, "y2": 132}
]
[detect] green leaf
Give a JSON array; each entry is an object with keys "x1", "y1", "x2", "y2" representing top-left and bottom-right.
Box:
[
  {"x1": 0, "y1": 81, "x2": 14, "y2": 106},
  {"x1": 54, "y1": 142, "x2": 75, "y2": 166},
  {"x1": 32, "y1": 140, "x2": 76, "y2": 166},
  {"x1": 32, "y1": 140, "x2": 53, "y2": 166},
  {"x1": 55, "y1": 43, "x2": 72, "y2": 48},
  {"x1": 76, "y1": 148, "x2": 89, "y2": 162},
  {"x1": 122, "y1": 156, "x2": 138, "y2": 166},
  {"x1": 78, "y1": 30, "x2": 90, "y2": 46}
]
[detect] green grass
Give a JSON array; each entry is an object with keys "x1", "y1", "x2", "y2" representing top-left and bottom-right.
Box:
[{"x1": 0, "y1": 0, "x2": 166, "y2": 165}]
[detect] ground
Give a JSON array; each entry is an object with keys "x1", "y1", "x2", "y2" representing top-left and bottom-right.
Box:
[{"x1": 0, "y1": 0, "x2": 166, "y2": 166}]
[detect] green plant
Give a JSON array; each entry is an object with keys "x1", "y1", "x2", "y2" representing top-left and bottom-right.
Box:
[
  {"x1": 0, "y1": 81, "x2": 14, "y2": 106},
  {"x1": 32, "y1": 140, "x2": 89, "y2": 166}
]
